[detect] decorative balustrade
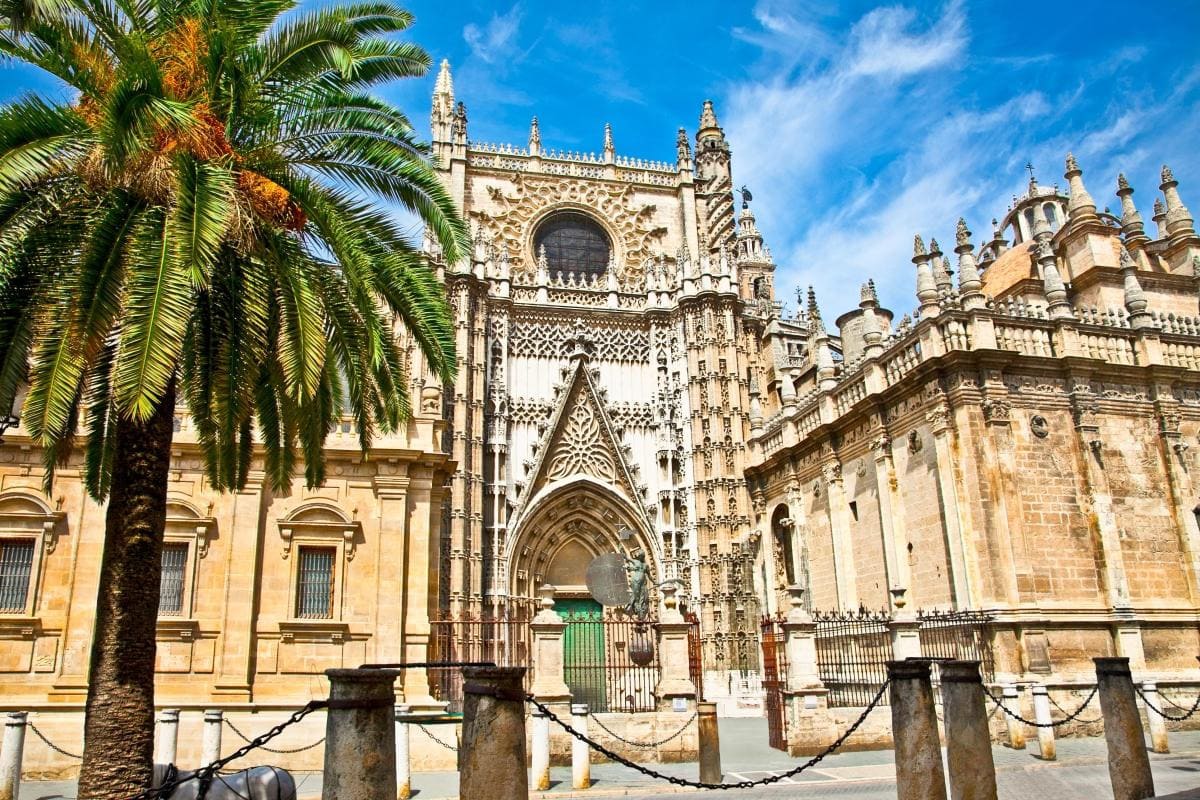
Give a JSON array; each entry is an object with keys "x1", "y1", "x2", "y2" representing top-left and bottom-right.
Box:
[
  {"x1": 1163, "y1": 339, "x2": 1200, "y2": 370},
  {"x1": 1078, "y1": 331, "x2": 1137, "y2": 364},
  {"x1": 882, "y1": 339, "x2": 922, "y2": 385},
  {"x1": 995, "y1": 324, "x2": 1054, "y2": 357},
  {"x1": 834, "y1": 379, "x2": 867, "y2": 415},
  {"x1": 939, "y1": 318, "x2": 971, "y2": 350},
  {"x1": 1152, "y1": 310, "x2": 1200, "y2": 335}
]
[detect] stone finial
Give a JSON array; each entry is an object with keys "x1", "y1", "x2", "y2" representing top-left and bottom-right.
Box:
[
  {"x1": 1159, "y1": 163, "x2": 1195, "y2": 238},
  {"x1": 955, "y1": 217, "x2": 970, "y2": 247},
  {"x1": 603, "y1": 122, "x2": 614, "y2": 163},
  {"x1": 1063, "y1": 152, "x2": 1098, "y2": 221},
  {"x1": 1152, "y1": 198, "x2": 1169, "y2": 239},
  {"x1": 860, "y1": 279, "x2": 878, "y2": 306},
  {"x1": 698, "y1": 99, "x2": 721, "y2": 133},
  {"x1": 676, "y1": 127, "x2": 691, "y2": 166},
  {"x1": 1120, "y1": 245, "x2": 1152, "y2": 328},
  {"x1": 955, "y1": 218, "x2": 984, "y2": 306},
  {"x1": 913, "y1": 234, "x2": 927, "y2": 258},
  {"x1": 989, "y1": 217, "x2": 1008, "y2": 256},
  {"x1": 930, "y1": 238, "x2": 954, "y2": 295},
  {"x1": 528, "y1": 116, "x2": 541, "y2": 155},
  {"x1": 1037, "y1": 241, "x2": 1073, "y2": 320},
  {"x1": 806, "y1": 286, "x2": 825, "y2": 335},
  {"x1": 434, "y1": 58, "x2": 454, "y2": 98},
  {"x1": 1114, "y1": 172, "x2": 1146, "y2": 242}
]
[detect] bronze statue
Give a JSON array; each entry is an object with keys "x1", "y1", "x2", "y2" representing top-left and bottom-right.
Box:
[{"x1": 623, "y1": 551, "x2": 650, "y2": 619}]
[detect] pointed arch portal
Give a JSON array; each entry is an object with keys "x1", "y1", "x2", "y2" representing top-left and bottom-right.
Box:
[{"x1": 505, "y1": 478, "x2": 659, "y2": 606}]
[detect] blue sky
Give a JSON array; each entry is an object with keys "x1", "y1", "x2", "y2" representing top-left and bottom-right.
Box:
[{"x1": 5, "y1": 0, "x2": 1199, "y2": 318}]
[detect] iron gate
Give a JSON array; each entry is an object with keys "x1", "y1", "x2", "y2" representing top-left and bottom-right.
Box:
[{"x1": 760, "y1": 614, "x2": 789, "y2": 751}]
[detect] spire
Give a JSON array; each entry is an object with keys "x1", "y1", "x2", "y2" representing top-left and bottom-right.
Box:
[
  {"x1": 603, "y1": 122, "x2": 614, "y2": 164},
  {"x1": 1160, "y1": 164, "x2": 1196, "y2": 239},
  {"x1": 929, "y1": 237, "x2": 953, "y2": 295},
  {"x1": 675, "y1": 127, "x2": 691, "y2": 169},
  {"x1": 913, "y1": 234, "x2": 940, "y2": 319},
  {"x1": 528, "y1": 116, "x2": 541, "y2": 156},
  {"x1": 989, "y1": 217, "x2": 1008, "y2": 257},
  {"x1": 860, "y1": 280, "x2": 884, "y2": 357},
  {"x1": 698, "y1": 99, "x2": 721, "y2": 136},
  {"x1": 1064, "y1": 152, "x2": 1098, "y2": 222},
  {"x1": 1115, "y1": 172, "x2": 1146, "y2": 243},
  {"x1": 806, "y1": 286, "x2": 825, "y2": 336},
  {"x1": 1153, "y1": 198, "x2": 1168, "y2": 239},
  {"x1": 431, "y1": 59, "x2": 455, "y2": 142},
  {"x1": 1120, "y1": 245, "x2": 1152, "y2": 328},
  {"x1": 955, "y1": 218, "x2": 985, "y2": 308},
  {"x1": 1037, "y1": 241, "x2": 1073, "y2": 320}
]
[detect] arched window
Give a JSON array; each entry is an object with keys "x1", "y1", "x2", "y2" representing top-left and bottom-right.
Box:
[
  {"x1": 1044, "y1": 203, "x2": 1059, "y2": 230},
  {"x1": 533, "y1": 212, "x2": 611, "y2": 280}
]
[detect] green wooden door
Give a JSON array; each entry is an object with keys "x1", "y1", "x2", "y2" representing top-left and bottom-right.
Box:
[{"x1": 556, "y1": 598, "x2": 607, "y2": 712}]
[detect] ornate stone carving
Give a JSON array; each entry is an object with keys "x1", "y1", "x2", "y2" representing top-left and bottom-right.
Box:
[
  {"x1": 982, "y1": 399, "x2": 1011, "y2": 424},
  {"x1": 472, "y1": 174, "x2": 669, "y2": 284},
  {"x1": 1030, "y1": 415, "x2": 1049, "y2": 438},
  {"x1": 509, "y1": 319, "x2": 649, "y2": 362}
]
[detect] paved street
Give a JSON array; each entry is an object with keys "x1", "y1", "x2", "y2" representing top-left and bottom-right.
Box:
[{"x1": 19, "y1": 719, "x2": 1200, "y2": 799}]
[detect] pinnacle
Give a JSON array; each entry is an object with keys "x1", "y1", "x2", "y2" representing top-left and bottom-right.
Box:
[
  {"x1": 1065, "y1": 152, "x2": 1080, "y2": 174},
  {"x1": 1162, "y1": 164, "x2": 1176, "y2": 184},
  {"x1": 913, "y1": 234, "x2": 927, "y2": 257},
  {"x1": 955, "y1": 218, "x2": 971, "y2": 247},
  {"x1": 434, "y1": 58, "x2": 453, "y2": 94},
  {"x1": 1117, "y1": 173, "x2": 1131, "y2": 192},
  {"x1": 699, "y1": 99, "x2": 721, "y2": 131}
]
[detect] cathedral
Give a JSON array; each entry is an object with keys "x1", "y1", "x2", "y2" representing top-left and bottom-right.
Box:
[{"x1": 3, "y1": 58, "x2": 1200, "y2": 761}]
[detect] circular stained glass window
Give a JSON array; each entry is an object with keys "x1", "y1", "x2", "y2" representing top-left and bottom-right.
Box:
[{"x1": 533, "y1": 212, "x2": 611, "y2": 281}]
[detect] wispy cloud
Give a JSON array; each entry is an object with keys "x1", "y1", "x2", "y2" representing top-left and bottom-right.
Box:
[
  {"x1": 463, "y1": 6, "x2": 524, "y2": 65},
  {"x1": 720, "y1": 0, "x2": 1200, "y2": 321}
]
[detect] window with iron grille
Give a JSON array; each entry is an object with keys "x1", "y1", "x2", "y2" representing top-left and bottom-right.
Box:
[
  {"x1": 159, "y1": 543, "x2": 188, "y2": 616},
  {"x1": 533, "y1": 212, "x2": 611, "y2": 280},
  {"x1": 296, "y1": 547, "x2": 335, "y2": 619},
  {"x1": 0, "y1": 539, "x2": 34, "y2": 613}
]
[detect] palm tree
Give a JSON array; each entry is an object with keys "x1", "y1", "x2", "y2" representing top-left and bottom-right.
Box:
[{"x1": 0, "y1": 0, "x2": 467, "y2": 794}]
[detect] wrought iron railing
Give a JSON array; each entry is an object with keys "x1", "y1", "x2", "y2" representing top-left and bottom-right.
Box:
[
  {"x1": 760, "y1": 614, "x2": 790, "y2": 750},
  {"x1": 428, "y1": 613, "x2": 532, "y2": 712},
  {"x1": 814, "y1": 608, "x2": 893, "y2": 707},
  {"x1": 918, "y1": 608, "x2": 995, "y2": 682},
  {"x1": 562, "y1": 609, "x2": 659, "y2": 713}
]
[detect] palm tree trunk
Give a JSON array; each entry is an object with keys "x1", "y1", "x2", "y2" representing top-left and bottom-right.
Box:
[{"x1": 77, "y1": 380, "x2": 176, "y2": 800}]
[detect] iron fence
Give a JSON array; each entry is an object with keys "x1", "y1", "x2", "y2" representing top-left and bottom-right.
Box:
[
  {"x1": 562, "y1": 608, "x2": 659, "y2": 713},
  {"x1": 429, "y1": 613, "x2": 531, "y2": 712},
  {"x1": 685, "y1": 611, "x2": 704, "y2": 702},
  {"x1": 918, "y1": 608, "x2": 995, "y2": 682},
  {"x1": 760, "y1": 614, "x2": 790, "y2": 750},
  {"x1": 814, "y1": 608, "x2": 893, "y2": 707}
]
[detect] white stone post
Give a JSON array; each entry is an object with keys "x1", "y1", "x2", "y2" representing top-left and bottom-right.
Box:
[
  {"x1": 781, "y1": 586, "x2": 820, "y2": 688},
  {"x1": 531, "y1": 710, "x2": 550, "y2": 791},
  {"x1": 1142, "y1": 682, "x2": 1170, "y2": 754},
  {"x1": 394, "y1": 706, "x2": 411, "y2": 800},
  {"x1": 889, "y1": 589, "x2": 922, "y2": 661},
  {"x1": 0, "y1": 712, "x2": 27, "y2": 800},
  {"x1": 529, "y1": 584, "x2": 571, "y2": 702},
  {"x1": 156, "y1": 709, "x2": 180, "y2": 765},
  {"x1": 655, "y1": 583, "x2": 697, "y2": 708},
  {"x1": 571, "y1": 704, "x2": 590, "y2": 790},
  {"x1": 201, "y1": 710, "x2": 223, "y2": 766},
  {"x1": 1031, "y1": 685, "x2": 1055, "y2": 760},
  {"x1": 1002, "y1": 686, "x2": 1025, "y2": 749}
]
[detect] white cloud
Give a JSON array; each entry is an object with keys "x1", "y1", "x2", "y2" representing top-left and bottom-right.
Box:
[
  {"x1": 463, "y1": 6, "x2": 524, "y2": 65},
  {"x1": 844, "y1": 2, "x2": 966, "y2": 79}
]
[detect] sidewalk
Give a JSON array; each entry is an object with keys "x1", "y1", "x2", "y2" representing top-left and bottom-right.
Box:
[{"x1": 19, "y1": 720, "x2": 1200, "y2": 799}]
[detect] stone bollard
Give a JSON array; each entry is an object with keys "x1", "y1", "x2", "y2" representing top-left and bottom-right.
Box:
[
  {"x1": 697, "y1": 701, "x2": 721, "y2": 784},
  {"x1": 1095, "y1": 657, "x2": 1154, "y2": 800},
  {"x1": 0, "y1": 712, "x2": 27, "y2": 800},
  {"x1": 460, "y1": 666, "x2": 528, "y2": 800},
  {"x1": 1002, "y1": 685, "x2": 1025, "y2": 749},
  {"x1": 322, "y1": 668, "x2": 400, "y2": 800},
  {"x1": 940, "y1": 661, "x2": 997, "y2": 800},
  {"x1": 1031, "y1": 685, "x2": 1055, "y2": 760},
  {"x1": 1142, "y1": 682, "x2": 1170, "y2": 754},
  {"x1": 201, "y1": 710, "x2": 223, "y2": 766},
  {"x1": 887, "y1": 660, "x2": 947, "y2": 800},
  {"x1": 531, "y1": 710, "x2": 551, "y2": 791},
  {"x1": 394, "y1": 706, "x2": 411, "y2": 800},
  {"x1": 571, "y1": 704, "x2": 590, "y2": 790},
  {"x1": 156, "y1": 709, "x2": 180, "y2": 766}
]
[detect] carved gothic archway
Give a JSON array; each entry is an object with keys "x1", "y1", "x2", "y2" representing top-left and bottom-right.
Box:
[{"x1": 505, "y1": 478, "x2": 660, "y2": 610}]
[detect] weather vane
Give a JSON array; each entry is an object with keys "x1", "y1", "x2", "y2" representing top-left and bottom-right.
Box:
[
  {"x1": 1025, "y1": 161, "x2": 1036, "y2": 182},
  {"x1": 739, "y1": 185, "x2": 753, "y2": 209}
]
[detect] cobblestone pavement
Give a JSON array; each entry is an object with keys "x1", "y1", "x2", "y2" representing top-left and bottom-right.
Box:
[{"x1": 18, "y1": 719, "x2": 1200, "y2": 799}]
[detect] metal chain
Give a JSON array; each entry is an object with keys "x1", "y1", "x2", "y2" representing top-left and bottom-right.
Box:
[
  {"x1": 224, "y1": 718, "x2": 325, "y2": 754},
  {"x1": 1157, "y1": 691, "x2": 1200, "y2": 715},
  {"x1": 26, "y1": 720, "x2": 83, "y2": 760},
  {"x1": 983, "y1": 686, "x2": 1100, "y2": 728},
  {"x1": 589, "y1": 711, "x2": 698, "y2": 749},
  {"x1": 1135, "y1": 686, "x2": 1200, "y2": 722},
  {"x1": 525, "y1": 680, "x2": 890, "y2": 791},
  {"x1": 416, "y1": 724, "x2": 458, "y2": 751},
  {"x1": 1045, "y1": 692, "x2": 1102, "y2": 724},
  {"x1": 127, "y1": 700, "x2": 327, "y2": 800}
]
